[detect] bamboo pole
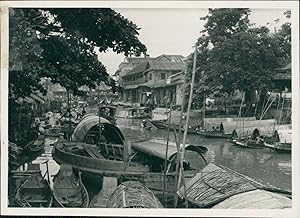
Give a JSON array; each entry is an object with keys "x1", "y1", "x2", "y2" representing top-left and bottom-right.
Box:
[
  {"x1": 173, "y1": 65, "x2": 188, "y2": 208},
  {"x1": 175, "y1": 46, "x2": 198, "y2": 207},
  {"x1": 163, "y1": 100, "x2": 172, "y2": 205}
]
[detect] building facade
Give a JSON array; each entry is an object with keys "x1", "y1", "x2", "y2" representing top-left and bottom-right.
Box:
[{"x1": 117, "y1": 54, "x2": 186, "y2": 107}]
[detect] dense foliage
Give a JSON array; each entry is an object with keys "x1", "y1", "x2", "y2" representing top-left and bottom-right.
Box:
[
  {"x1": 185, "y1": 9, "x2": 291, "y2": 108},
  {"x1": 9, "y1": 8, "x2": 147, "y2": 97}
]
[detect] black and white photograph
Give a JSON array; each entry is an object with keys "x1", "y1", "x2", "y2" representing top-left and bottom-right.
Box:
[{"x1": 0, "y1": 1, "x2": 299, "y2": 217}]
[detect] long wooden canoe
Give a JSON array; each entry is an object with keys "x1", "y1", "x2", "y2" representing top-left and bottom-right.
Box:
[
  {"x1": 264, "y1": 142, "x2": 291, "y2": 153},
  {"x1": 52, "y1": 141, "x2": 149, "y2": 176},
  {"x1": 53, "y1": 164, "x2": 89, "y2": 208}
]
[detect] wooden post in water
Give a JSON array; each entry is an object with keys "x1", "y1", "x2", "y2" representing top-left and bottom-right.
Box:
[{"x1": 176, "y1": 46, "x2": 198, "y2": 208}]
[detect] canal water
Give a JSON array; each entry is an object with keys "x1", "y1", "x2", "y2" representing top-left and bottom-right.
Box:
[{"x1": 24, "y1": 117, "x2": 291, "y2": 206}]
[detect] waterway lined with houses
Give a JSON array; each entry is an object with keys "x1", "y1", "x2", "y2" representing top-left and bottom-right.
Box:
[{"x1": 26, "y1": 117, "x2": 291, "y2": 205}]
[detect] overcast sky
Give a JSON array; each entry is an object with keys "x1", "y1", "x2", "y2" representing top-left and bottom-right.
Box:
[{"x1": 97, "y1": 8, "x2": 290, "y2": 76}]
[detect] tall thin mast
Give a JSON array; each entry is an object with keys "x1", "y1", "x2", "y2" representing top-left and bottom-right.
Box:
[
  {"x1": 97, "y1": 85, "x2": 102, "y2": 143},
  {"x1": 176, "y1": 46, "x2": 197, "y2": 207},
  {"x1": 173, "y1": 65, "x2": 188, "y2": 208}
]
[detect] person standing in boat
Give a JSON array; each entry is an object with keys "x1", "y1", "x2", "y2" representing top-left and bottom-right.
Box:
[{"x1": 220, "y1": 122, "x2": 224, "y2": 133}]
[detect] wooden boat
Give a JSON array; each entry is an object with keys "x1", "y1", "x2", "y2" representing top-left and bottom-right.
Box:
[
  {"x1": 234, "y1": 138, "x2": 265, "y2": 149},
  {"x1": 177, "y1": 162, "x2": 291, "y2": 208},
  {"x1": 115, "y1": 106, "x2": 151, "y2": 119},
  {"x1": 25, "y1": 135, "x2": 45, "y2": 152},
  {"x1": 45, "y1": 127, "x2": 62, "y2": 137},
  {"x1": 53, "y1": 164, "x2": 89, "y2": 208},
  {"x1": 106, "y1": 181, "x2": 163, "y2": 208},
  {"x1": 123, "y1": 139, "x2": 208, "y2": 204},
  {"x1": 264, "y1": 129, "x2": 291, "y2": 153},
  {"x1": 89, "y1": 176, "x2": 118, "y2": 208},
  {"x1": 197, "y1": 130, "x2": 232, "y2": 139},
  {"x1": 264, "y1": 142, "x2": 291, "y2": 153},
  {"x1": 14, "y1": 163, "x2": 53, "y2": 207},
  {"x1": 148, "y1": 119, "x2": 199, "y2": 134},
  {"x1": 52, "y1": 141, "x2": 149, "y2": 176}
]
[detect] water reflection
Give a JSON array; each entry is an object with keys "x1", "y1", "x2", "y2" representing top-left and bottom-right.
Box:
[{"x1": 116, "y1": 118, "x2": 291, "y2": 191}]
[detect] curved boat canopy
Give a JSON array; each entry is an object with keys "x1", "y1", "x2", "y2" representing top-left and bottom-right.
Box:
[
  {"x1": 71, "y1": 115, "x2": 124, "y2": 144},
  {"x1": 132, "y1": 139, "x2": 207, "y2": 161}
]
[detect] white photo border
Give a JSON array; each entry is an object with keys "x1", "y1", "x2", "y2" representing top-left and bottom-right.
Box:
[{"x1": 1, "y1": 1, "x2": 299, "y2": 217}]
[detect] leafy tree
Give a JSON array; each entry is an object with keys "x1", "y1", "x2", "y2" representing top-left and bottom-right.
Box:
[
  {"x1": 9, "y1": 8, "x2": 147, "y2": 98},
  {"x1": 185, "y1": 8, "x2": 289, "y2": 111}
]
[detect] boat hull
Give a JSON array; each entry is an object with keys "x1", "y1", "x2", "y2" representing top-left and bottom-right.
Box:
[{"x1": 52, "y1": 142, "x2": 149, "y2": 176}]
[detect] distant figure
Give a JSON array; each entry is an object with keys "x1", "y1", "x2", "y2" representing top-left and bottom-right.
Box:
[
  {"x1": 82, "y1": 107, "x2": 86, "y2": 117},
  {"x1": 220, "y1": 122, "x2": 224, "y2": 133}
]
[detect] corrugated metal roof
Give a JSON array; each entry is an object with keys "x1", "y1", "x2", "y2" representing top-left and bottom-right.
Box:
[
  {"x1": 154, "y1": 54, "x2": 185, "y2": 62},
  {"x1": 148, "y1": 61, "x2": 185, "y2": 71},
  {"x1": 124, "y1": 58, "x2": 185, "y2": 77},
  {"x1": 124, "y1": 61, "x2": 149, "y2": 77}
]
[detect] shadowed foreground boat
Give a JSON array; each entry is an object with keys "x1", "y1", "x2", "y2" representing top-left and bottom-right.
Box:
[
  {"x1": 106, "y1": 181, "x2": 163, "y2": 208},
  {"x1": 14, "y1": 164, "x2": 52, "y2": 207},
  {"x1": 53, "y1": 164, "x2": 89, "y2": 208},
  {"x1": 24, "y1": 135, "x2": 45, "y2": 152},
  {"x1": 89, "y1": 176, "x2": 118, "y2": 208},
  {"x1": 178, "y1": 162, "x2": 291, "y2": 208}
]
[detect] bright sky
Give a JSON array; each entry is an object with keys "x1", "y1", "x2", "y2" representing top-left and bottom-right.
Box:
[{"x1": 97, "y1": 8, "x2": 290, "y2": 76}]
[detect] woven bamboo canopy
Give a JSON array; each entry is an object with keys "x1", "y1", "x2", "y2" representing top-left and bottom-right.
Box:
[
  {"x1": 71, "y1": 115, "x2": 124, "y2": 144},
  {"x1": 106, "y1": 181, "x2": 163, "y2": 208}
]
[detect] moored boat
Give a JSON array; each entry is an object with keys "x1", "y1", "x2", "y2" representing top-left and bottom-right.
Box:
[
  {"x1": 177, "y1": 162, "x2": 291, "y2": 208},
  {"x1": 24, "y1": 135, "x2": 45, "y2": 152},
  {"x1": 264, "y1": 142, "x2": 291, "y2": 153},
  {"x1": 115, "y1": 106, "x2": 151, "y2": 119},
  {"x1": 14, "y1": 163, "x2": 53, "y2": 207},
  {"x1": 52, "y1": 141, "x2": 150, "y2": 176},
  {"x1": 53, "y1": 164, "x2": 89, "y2": 208},
  {"x1": 197, "y1": 131, "x2": 232, "y2": 139},
  {"x1": 89, "y1": 176, "x2": 118, "y2": 208}
]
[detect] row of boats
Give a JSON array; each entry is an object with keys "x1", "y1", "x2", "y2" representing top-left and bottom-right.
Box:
[{"x1": 9, "y1": 112, "x2": 292, "y2": 208}]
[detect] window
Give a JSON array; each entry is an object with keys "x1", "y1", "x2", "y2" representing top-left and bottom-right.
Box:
[{"x1": 161, "y1": 73, "x2": 166, "y2": 79}]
